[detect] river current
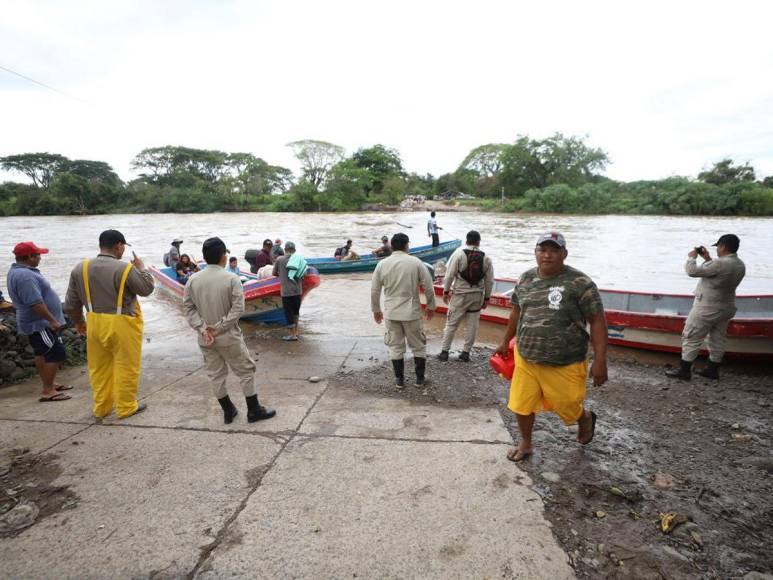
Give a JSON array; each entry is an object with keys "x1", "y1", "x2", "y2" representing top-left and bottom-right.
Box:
[{"x1": 2, "y1": 212, "x2": 771, "y2": 344}]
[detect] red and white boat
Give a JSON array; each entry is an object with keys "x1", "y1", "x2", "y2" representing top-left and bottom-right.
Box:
[{"x1": 422, "y1": 278, "x2": 773, "y2": 359}]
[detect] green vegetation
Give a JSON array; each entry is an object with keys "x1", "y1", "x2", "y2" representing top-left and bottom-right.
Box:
[{"x1": 1, "y1": 136, "x2": 772, "y2": 216}]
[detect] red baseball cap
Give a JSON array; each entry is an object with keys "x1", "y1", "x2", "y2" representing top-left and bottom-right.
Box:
[{"x1": 12, "y1": 241, "x2": 49, "y2": 257}]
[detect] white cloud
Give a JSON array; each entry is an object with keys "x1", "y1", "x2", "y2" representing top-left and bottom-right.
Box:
[{"x1": 1, "y1": 0, "x2": 772, "y2": 182}]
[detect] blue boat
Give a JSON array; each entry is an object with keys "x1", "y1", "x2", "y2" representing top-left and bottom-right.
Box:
[{"x1": 306, "y1": 239, "x2": 461, "y2": 274}]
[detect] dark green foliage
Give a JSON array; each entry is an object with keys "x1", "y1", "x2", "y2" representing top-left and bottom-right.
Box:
[{"x1": 1, "y1": 144, "x2": 771, "y2": 216}]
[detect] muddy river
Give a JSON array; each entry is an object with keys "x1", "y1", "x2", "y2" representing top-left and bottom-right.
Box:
[{"x1": 1, "y1": 212, "x2": 771, "y2": 345}]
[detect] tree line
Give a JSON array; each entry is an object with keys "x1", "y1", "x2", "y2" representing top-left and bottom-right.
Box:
[{"x1": 1, "y1": 136, "x2": 772, "y2": 216}]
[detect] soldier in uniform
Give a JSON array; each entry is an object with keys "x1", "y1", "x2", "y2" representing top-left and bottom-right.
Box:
[
  {"x1": 495, "y1": 232, "x2": 608, "y2": 462},
  {"x1": 665, "y1": 233, "x2": 746, "y2": 381},
  {"x1": 371, "y1": 233, "x2": 436, "y2": 388},
  {"x1": 437, "y1": 230, "x2": 494, "y2": 362},
  {"x1": 183, "y1": 237, "x2": 276, "y2": 424}
]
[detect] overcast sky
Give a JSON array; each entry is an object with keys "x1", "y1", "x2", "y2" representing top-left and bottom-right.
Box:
[{"x1": 2, "y1": 0, "x2": 772, "y2": 183}]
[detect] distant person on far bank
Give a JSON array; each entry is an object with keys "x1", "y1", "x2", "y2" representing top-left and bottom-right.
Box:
[
  {"x1": 6, "y1": 241, "x2": 72, "y2": 402},
  {"x1": 665, "y1": 234, "x2": 746, "y2": 381},
  {"x1": 65, "y1": 230, "x2": 154, "y2": 419},
  {"x1": 270, "y1": 239, "x2": 285, "y2": 262},
  {"x1": 495, "y1": 232, "x2": 607, "y2": 462},
  {"x1": 164, "y1": 237, "x2": 184, "y2": 268},
  {"x1": 273, "y1": 241, "x2": 307, "y2": 341},
  {"x1": 437, "y1": 230, "x2": 494, "y2": 362},
  {"x1": 183, "y1": 237, "x2": 275, "y2": 424},
  {"x1": 427, "y1": 211, "x2": 442, "y2": 247},
  {"x1": 371, "y1": 233, "x2": 436, "y2": 388}
]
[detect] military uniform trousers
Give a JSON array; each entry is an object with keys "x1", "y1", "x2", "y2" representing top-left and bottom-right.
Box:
[
  {"x1": 384, "y1": 319, "x2": 426, "y2": 360},
  {"x1": 200, "y1": 333, "x2": 258, "y2": 399},
  {"x1": 682, "y1": 302, "x2": 737, "y2": 363},
  {"x1": 440, "y1": 292, "x2": 485, "y2": 353}
]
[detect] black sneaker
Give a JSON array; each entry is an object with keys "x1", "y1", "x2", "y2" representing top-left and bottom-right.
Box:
[
  {"x1": 458, "y1": 351, "x2": 470, "y2": 362},
  {"x1": 437, "y1": 351, "x2": 449, "y2": 361}
]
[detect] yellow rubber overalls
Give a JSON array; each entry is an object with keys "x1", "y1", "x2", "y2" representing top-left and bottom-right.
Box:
[{"x1": 83, "y1": 260, "x2": 144, "y2": 418}]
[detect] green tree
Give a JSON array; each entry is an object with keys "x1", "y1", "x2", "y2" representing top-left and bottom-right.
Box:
[
  {"x1": 351, "y1": 144, "x2": 404, "y2": 193},
  {"x1": 322, "y1": 159, "x2": 373, "y2": 210},
  {"x1": 131, "y1": 146, "x2": 229, "y2": 186},
  {"x1": 497, "y1": 134, "x2": 608, "y2": 196},
  {"x1": 698, "y1": 158, "x2": 755, "y2": 185},
  {"x1": 0, "y1": 153, "x2": 69, "y2": 189},
  {"x1": 286, "y1": 140, "x2": 345, "y2": 190}
]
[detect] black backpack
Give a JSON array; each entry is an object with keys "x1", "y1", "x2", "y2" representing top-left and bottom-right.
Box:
[{"x1": 458, "y1": 249, "x2": 486, "y2": 285}]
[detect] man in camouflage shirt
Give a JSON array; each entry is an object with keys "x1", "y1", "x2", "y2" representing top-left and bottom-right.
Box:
[{"x1": 495, "y1": 232, "x2": 608, "y2": 461}]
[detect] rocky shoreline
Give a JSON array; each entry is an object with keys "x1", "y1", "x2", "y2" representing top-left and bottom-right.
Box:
[{"x1": 0, "y1": 308, "x2": 86, "y2": 386}]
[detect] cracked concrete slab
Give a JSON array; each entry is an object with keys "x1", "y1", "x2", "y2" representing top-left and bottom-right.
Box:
[
  {"x1": 0, "y1": 420, "x2": 87, "y2": 455},
  {"x1": 104, "y1": 373, "x2": 326, "y2": 434},
  {"x1": 0, "y1": 425, "x2": 281, "y2": 579},
  {"x1": 0, "y1": 364, "x2": 194, "y2": 423},
  {"x1": 300, "y1": 386, "x2": 510, "y2": 442},
  {"x1": 198, "y1": 436, "x2": 573, "y2": 579}
]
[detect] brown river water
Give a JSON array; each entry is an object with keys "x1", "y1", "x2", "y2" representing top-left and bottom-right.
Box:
[{"x1": 2, "y1": 212, "x2": 771, "y2": 347}]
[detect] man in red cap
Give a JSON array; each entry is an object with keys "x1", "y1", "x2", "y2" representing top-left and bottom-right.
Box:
[{"x1": 6, "y1": 242, "x2": 72, "y2": 402}]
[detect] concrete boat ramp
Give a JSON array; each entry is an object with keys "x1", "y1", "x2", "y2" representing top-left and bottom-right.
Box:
[{"x1": 0, "y1": 334, "x2": 573, "y2": 579}]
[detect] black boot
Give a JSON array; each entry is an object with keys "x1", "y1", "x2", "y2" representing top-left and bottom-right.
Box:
[
  {"x1": 391, "y1": 359, "x2": 405, "y2": 388},
  {"x1": 414, "y1": 357, "x2": 427, "y2": 387},
  {"x1": 437, "y1": 350, "x2": 449, "y2": 362},
  {"x1": 217, "y1": 396, "x2": 238, "y2": 424},
  {"x1": 245, "y1": 395, "x2": 276, "y2": 422},
  {"x1": 458, "y1": 351, "x2": 470, "y2": 362},
  {"x1": 696, "y1": 361, "x2": 720, "y2": 380},
  {"x1": 665, "y1": 359, "x2": 692, "y2": 380}
]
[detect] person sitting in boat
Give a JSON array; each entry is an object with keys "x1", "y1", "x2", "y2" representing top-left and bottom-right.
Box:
[
  {"x1": 334, "y1": 240, "x2": 360, "y2": 262},
  {"x1": 270, "y1": 239, "x2": 285, "y2": 262},
  {"x1": 226, "y1": 256, "x2": 240, "y2": 276},
  {"x1": 179, "y1": 254, "x2": 200, "y2": 275},
  {"x1": 175, "y1": 261, "x2": 191, "y2": 285},
  {"x1": 163, "y1": 237, "x2": 184, "y2": 268},
  {"x1": 373, "y1": 236, "x2": 392, "y2": 258}
]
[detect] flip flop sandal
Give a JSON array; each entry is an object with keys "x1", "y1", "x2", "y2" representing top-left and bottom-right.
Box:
[
  {"x1": 281, "y1": 336, "x2": 299, "y2": 341},
  {"x1": 506, "y1": 448, "x2": 533, "y2": 462},
  {"x1": 580, "y1": 411, "x2": 597, "y2": 446},
  {"x1": 39, "y1": 393, "x2": 72, "y2": 402},
  {"x1": 55, "y1": 385, "x2": 74, "y2": 391}
]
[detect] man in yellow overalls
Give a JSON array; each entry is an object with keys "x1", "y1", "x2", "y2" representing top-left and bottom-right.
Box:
[{"x1": 65, "y1": 230, "x2": 155, "y2": 419}]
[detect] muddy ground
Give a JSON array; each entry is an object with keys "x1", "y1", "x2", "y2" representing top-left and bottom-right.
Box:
[
  {"x1": 0, "y1": 447, "x2": 78, "y2": 537},
  {"x1": 334, "y1": 349, "x2": 773, "y2": 579}
]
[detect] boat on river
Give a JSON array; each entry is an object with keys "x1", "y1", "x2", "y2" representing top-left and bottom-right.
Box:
[
  {"x1": 150, "y1": 265, "x2": 321, "y2": 324},
  {"x1": 306, "y1": 239, "x2": 461, "y2": 274},
  {"x1": 421, "y1": 277, "x2": 773, "y2": 359}
]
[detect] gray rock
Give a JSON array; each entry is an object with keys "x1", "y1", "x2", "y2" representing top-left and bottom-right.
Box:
[
  {"x1": 743, "y1": 573, "x2": 773, "y2": 580},
  {"x1": 0, "y1": 500, "x2": 39, "y2": 533},
  {"x1": 541, "y1": 471, "x2": 561, "y2": 483}
]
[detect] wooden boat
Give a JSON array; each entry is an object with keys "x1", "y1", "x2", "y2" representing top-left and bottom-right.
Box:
[
  {"x1": 306, "y1": 239, "x2": 461, "y2": 274},
  {"x1": 150, "y1": 265, "x2": 321, "y2": 324},
  {"x1": 422, "y1": 277, "x2": 773, "y2": 359}
]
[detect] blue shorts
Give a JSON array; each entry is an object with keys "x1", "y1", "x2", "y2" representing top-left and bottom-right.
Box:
[{"x1": 28, "y1": 328, "x2": 67, "y2": 363}]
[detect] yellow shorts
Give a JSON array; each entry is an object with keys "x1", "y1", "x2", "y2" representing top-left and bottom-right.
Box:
[{"x1": 507, "y1": 349, "x2": 588, "y2": 425}]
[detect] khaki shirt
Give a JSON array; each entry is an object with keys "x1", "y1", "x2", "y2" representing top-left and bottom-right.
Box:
[
  {"x1": 686, "y1": 253, "x2": 746, "y2": 309},
  {"x1": 183, "y1": 264, "x2": 244, "y2": 344},
  {"x1": 443, "y1": 246, "x2": 494, "y2": 298},
  {"x1": 371, "y1": 251, "x2": 436, "y2": 321},
  {"x1": 64, "y1": 254, "x2": 154, "y2": 323}
]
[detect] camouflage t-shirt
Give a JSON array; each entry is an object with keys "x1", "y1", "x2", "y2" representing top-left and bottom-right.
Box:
[{"x1": 511, "y1": 265, "x2": 604, "y2": 365}]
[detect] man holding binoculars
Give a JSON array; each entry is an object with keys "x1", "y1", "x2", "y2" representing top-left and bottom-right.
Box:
[{"x1": 666, "y1": 233, "x2": 746, "y2": 381}]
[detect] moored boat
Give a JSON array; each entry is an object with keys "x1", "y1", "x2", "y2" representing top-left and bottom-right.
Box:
[
  {"x1": 306, "y1": 239, "x2": 461, "y2": 274},
  {"x1": 422, "y1": 277, "x2": 773, "y2": 359},
  {"x1": 150, "y1": 265, "x2": 321, "y2": 324}
]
